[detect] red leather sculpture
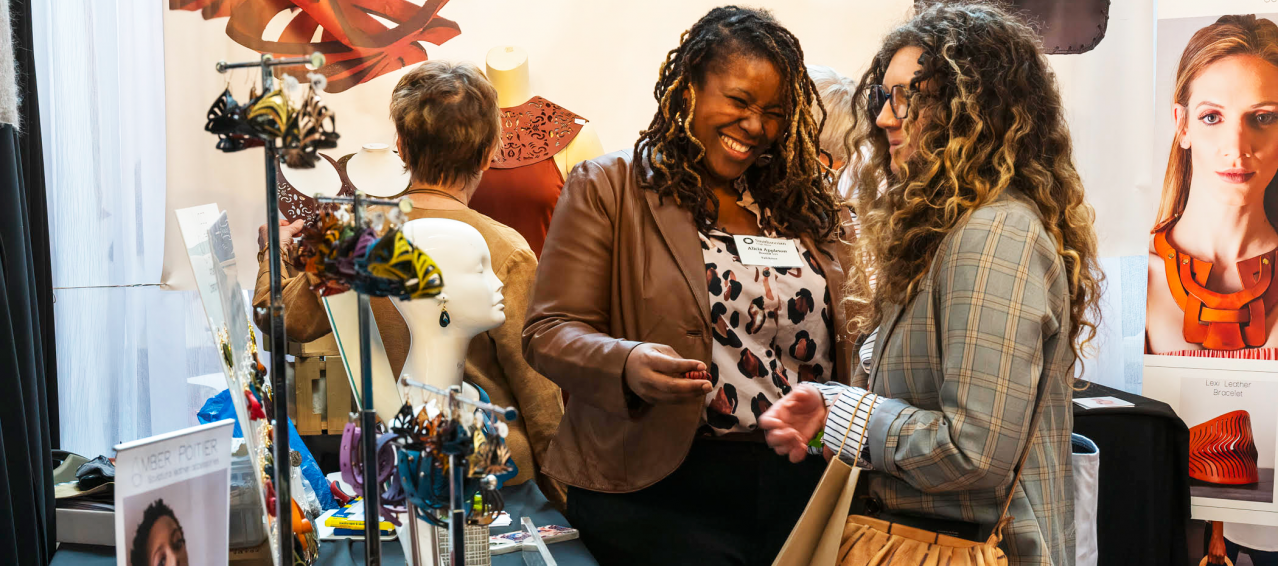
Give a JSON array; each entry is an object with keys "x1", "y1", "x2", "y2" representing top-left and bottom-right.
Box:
[{"x1": 1189, "y1": 410, "x2": 1260, "y2": 485}]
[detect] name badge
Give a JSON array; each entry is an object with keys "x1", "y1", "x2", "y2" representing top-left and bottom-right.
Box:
[{"x1": 733, "y1": 234, "x2": 804, "y2": 267}]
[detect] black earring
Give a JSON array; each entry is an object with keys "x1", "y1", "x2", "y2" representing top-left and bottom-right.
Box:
[{"x1": 439, "y1": 303, "x2": 450, "y2": 327}]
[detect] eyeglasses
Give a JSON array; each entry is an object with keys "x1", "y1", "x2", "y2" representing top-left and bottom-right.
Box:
[{"x1": 868, "y1": 84, "x2": 913, "y2": 121}]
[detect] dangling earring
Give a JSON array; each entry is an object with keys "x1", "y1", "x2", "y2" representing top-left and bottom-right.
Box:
[{"x1": 438, "y1": 295, "x2": 450, "y2": 328}]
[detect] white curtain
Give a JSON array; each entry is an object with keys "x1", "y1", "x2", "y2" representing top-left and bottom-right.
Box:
[{"x1": 34, "y1": 0, "x2": 224, "y2": 457}]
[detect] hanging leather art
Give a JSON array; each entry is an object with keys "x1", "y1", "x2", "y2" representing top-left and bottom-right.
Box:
[
  {"x1": 915, "y1": 0, "x2": 1109, "y2": 55},
  {"x1": 276, "y1": 154, "x2": 354, "y2": 222},
  {"x1": 169, "y1": 0, "x2": 462, "y2": 93}
]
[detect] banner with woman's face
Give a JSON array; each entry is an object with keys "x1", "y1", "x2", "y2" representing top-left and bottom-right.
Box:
[{"x1": 1143, "y1": 0, "x2": 1278, "y2": 528}]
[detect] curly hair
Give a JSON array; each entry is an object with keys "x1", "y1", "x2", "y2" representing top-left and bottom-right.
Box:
[
  {"x1": 130, "y1": 499, "x2": 180, "y2": 566},
  {"x1": 634, "y1": 6, "x2": 839, "y2": 240},
  {"x1": 843, "y1": 2, "x2": 1102, "y2": 364}
]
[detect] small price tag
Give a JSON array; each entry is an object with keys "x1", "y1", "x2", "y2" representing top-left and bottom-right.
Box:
[
  {"x1": 1072, "y1": 396, "x2": 1134, "y2": 410},
  {"x1": 733, "y1": 234, "x2": 804, "y2": 267}
]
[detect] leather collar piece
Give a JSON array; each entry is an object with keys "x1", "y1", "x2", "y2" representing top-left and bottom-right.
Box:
[
  {"x1": 490, "y1": 96, "x2": 586, "y2": 169},
  {"x1": 276, "y1": 153, "x2": 355, "y2": 222},
  {"x1": 1153, "y1": 228, "x2": 1278, "y2": 350}
]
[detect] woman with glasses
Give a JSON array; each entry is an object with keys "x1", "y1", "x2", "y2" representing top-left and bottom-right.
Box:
[
  {"x1": 760, "y1": 4, "x2": 1102, "y2": 564},
  {"x1": 522, "y1": 6, "x2": 855, "y2": 566}
]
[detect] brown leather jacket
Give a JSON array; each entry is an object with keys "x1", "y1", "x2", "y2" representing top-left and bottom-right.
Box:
[{"x1": 523, "y1": 151, "x2": 854, "y2": 493}]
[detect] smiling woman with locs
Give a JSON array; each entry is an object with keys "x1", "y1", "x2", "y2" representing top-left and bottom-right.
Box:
[{"x1": 522, "y1": 6, "x2": 855, "y2": 566}]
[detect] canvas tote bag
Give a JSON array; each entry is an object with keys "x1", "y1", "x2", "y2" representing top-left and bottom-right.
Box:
[{"x1": 773, "y1": 376, "x2": 1051, "y2": 566}]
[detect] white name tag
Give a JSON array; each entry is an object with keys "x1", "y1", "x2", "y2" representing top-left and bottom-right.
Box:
[{"x1": 733, "y1": 234, "x2": 804, "y2": 267}]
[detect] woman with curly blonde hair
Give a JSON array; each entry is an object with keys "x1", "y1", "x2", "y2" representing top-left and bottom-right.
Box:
[{"x1": 761, "y1": 3, "x2": 1102, "y2": 564}]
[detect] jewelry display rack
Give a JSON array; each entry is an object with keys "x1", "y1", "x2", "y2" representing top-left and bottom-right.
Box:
[
  {"x1": 399, "y1": 377, "x2": 519, "y2": 566},
  {"x1": 214, "y1": 52, "x2": 325, "y2": 566},
  {"x1": 315, "y1": 192, "x2": 406, "y2": 566},
  {"x1": 210, "y1": 47, "x2": 520, "y2": 561}
]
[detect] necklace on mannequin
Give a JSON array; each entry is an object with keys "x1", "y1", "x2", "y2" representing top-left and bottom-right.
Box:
[{"x1": 403, "y1": 186, "x2": 467, "y2": 210}]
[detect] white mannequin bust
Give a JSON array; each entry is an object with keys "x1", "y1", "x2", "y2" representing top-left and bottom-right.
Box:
[
  {"x1": 392, "y1": 218, "x2": 505, "y2": 398},
  {"x1": 319, "y1": 219, "x2": 503, "y2": 425},
  {"x1": 344, "y1": 143, "x2": 413, "y2": 197},
  {"x1": 391, "y1": 218, "x2": 505, "y2": 566},
  {"x1": 484, "y1": 45, "x2": 605, "y2": 177},
  {"x1": 281, "y1": 158, "x2": 342, "y2": 198}
]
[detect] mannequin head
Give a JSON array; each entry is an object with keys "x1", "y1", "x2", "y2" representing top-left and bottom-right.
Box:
[
  {"x1": 486, "y1": 45, "x2": 529, "y2": 73},
  {"x1": 486, "y1": 46, "x2": 533, "y2": 108},
  {"x1": 344, "y1": 143, "x2": 413, "y2": 197},
  {"x1": 392, "y1": 218, "x2": 505, "y2": 343}
]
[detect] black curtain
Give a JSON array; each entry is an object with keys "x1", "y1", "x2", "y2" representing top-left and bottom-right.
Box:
[{"x1": 1, "y1": 0, "x2": 57, "y2": 565}]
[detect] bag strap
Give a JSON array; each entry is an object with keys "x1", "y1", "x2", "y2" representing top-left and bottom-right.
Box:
[
  {"x1": 833, "y1": 391, "x2": 875, "y2": 464},
  {"x1": 991, "y1": 374, "x2": 1054, "y2": 536}
]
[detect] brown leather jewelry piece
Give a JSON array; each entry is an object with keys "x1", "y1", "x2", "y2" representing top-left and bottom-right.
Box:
[
  {"x1": 1154, "y1": 228, "x2": 1278, "y2": 350},
  {"x1": 490, "y1": 96, "x2": 586, "y2": 169}
]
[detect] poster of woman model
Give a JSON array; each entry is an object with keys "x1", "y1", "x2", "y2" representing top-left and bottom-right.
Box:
[{"x1": 1144, "y1": 0, "x2": 1278, "y2": 528}]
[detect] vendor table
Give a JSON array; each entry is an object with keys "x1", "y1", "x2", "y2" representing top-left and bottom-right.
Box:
[
  {"x1": 1073, "y1": 380, "x2": 1190, "y2": 566},
  {"x1": 50, "y1": 482, "x2": 597, "y2": 566}
]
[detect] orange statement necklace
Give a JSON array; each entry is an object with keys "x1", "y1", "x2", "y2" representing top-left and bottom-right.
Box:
[{"x1": 1154, "y1": 227, "x2": 1278, "y2": 350}]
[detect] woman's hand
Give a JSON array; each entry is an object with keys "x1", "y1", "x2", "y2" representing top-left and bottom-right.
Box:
[
  {"x1": 258, "y1": 219, "x2": 305, "y2": 253},
  {"x1": 760, "y1": 384, "x2": 829, "y2": 463},
  {"x1": 623, "y1": 343, "x2": 710, "y2": 404}
]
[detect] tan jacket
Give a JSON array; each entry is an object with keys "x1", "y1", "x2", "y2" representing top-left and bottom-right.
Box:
[
  {"x1": 523, "y1": 151, "x2": 854, "y2": 493},
  {"x1": 252, "y1": 208, "x2": 566, "y2": 508}
]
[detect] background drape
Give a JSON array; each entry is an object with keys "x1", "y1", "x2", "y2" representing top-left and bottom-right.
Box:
[
  {"x1": 33, "y1": 0, "x2": 224, "y2": 459},
  {"x1": 1, "y1": 0, "x2": 57, "y2": 563}
]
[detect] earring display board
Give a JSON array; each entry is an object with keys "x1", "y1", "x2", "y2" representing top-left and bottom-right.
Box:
[
  {"x1": 1142, "y1": 0, "x2": 1278, "y2": 526},
  {"x1": 176, "y1": 205, "x2": 283, "y2": 562}
]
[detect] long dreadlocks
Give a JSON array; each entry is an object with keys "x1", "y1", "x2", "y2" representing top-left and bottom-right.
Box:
[{"x1": 634, "y1": 6, "x2": 839, "y2": 240}]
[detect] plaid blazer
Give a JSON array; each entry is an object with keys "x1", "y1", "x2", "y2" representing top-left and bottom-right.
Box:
[{"x1": 856, "y1": 194, "x2": 1076, "y2": 565}]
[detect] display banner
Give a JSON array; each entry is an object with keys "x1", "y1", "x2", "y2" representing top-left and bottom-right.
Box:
[
  {"x1": 115, "y1": 420, "x2": 235, "y2": 566},
  {"x1": 1144, "y1": 3, "x2": 1278, "y2": 527},
  {"x1": 161, "y1": 0, "x2": 1153, "y2": 291}
]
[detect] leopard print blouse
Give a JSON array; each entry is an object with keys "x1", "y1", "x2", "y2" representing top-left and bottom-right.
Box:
[{"x1": 696, "y1": 189, "x2": 835, "y2": 435}]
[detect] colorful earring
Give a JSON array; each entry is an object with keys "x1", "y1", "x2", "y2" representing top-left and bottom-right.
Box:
[{"x1": 439, "y1": 302, "x2": 450, "y2": 327}]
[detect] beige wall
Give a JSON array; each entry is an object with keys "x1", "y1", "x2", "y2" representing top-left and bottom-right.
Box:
[{"x1": 162, "y1": 0, "x2": 1154, "y2": 290}]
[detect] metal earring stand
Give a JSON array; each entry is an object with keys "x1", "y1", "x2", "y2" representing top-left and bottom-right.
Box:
[
  {"x1": 215, "y1": 52, "x2": 325, "y2": 566},
  {"x1": 400, "y1": 377, "x2": 519, "y2": 566},
  {"x1": 315, "y1": 193, "x2": 409, "y2": 566}
]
